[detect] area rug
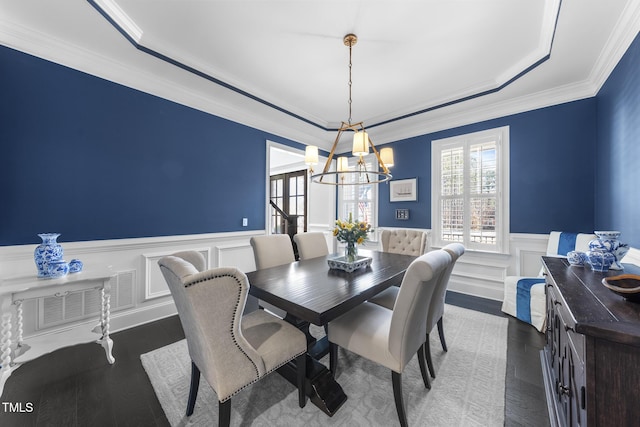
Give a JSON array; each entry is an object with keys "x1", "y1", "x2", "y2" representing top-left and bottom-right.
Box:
[{"x1": 141, "y1": 304, "x2": 507, "y2": 426}]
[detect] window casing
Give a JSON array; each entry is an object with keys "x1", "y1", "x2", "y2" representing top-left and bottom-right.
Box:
[
  {"x1": 337, "y1": 154, "x2": 378, "y2": 243},
  {"x1": 431, "y1": 126, "x2": 509, "y2": 253}
]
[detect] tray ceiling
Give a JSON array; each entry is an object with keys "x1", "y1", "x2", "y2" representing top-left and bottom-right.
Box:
[{"x1": 1, "y1": 0, "x2": 639, "y2": 149}]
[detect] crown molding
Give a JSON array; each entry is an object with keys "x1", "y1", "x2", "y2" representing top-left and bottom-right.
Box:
[
  {"x1": 368, "y1": 79, "x2": 597, "y2": 146},
  {"x1": 92, "y1": 0, "x2": 143, "y2": 42},
  {"x1": 588, "y1": 0, "x2": 640, "y2": 93},
  {"x1": 2, "y1": 0, "x2": 637, "y2": 151},
  {"x1": 0, "y1": 17, "x2": 332, "y2": 148},
  {"x1": 88, "y1": 0, "x2": 563, "y2": 134}
]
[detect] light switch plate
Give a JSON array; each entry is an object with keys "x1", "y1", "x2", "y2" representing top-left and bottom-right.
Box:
[{"x1": 395, "y1": 209, "x2": 409, "y2": 220}]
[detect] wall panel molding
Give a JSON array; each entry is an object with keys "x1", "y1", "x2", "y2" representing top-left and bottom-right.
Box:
[
  {"x1": 0, "y1": 231, "x2": 263, "y2": 342},
  {"x1": 142, "y1": 247, "x2": 211, "y2": 300},
  {"x1": 6, "y1": 232, "x2": 635, "y2": 342}
]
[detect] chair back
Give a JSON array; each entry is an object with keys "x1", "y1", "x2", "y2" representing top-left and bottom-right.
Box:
[
  {"x1": 538, "y1": 231, "x2": 596, "y2": 275},
  {"x1": 546, "y1": 231, "x2": 595, "y2": 256},
  {"x1": 389, "y1": 249, "x2": 451, "y2": 369},
  {"x1": 381, "y1": 229, "x2": 428, "y2": 256},
  {"x1": 158, "y1": 253, "x2": 266, "y2": 401},
  {"x1": 250, "y1": 234, "x2": 295, "y2": 269},
  {"x1": 293, "y1": 232, "x2": 329, "y2": 260},
  {"x1": 168, "y1": 250, "x2": 207, "y2": 272},
  {"x1": 426, "y1": 243, "x2": 465, "y2": 332}
]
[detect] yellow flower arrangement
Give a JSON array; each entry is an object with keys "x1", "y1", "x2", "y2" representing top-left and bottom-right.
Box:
[{"x1": 333, "y1": 213, "x2": 373, "y2": 261}]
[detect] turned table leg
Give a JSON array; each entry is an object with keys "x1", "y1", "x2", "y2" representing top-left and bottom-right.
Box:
[
  {"x1": 0, "y1": 296, "x2": 14, "y2": 398},
  {"x1": 97, "y1": 284, "x2": 115, "y2": 364}
]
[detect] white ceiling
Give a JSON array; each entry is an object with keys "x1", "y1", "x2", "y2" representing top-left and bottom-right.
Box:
[{"x1": 1, "y1": 0, "x2": 639, "y2": 151}]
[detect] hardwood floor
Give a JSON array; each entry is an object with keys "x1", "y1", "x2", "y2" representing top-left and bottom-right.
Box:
[{"x1": 0, "y1": 292, "x2": 549, "y2": 427}]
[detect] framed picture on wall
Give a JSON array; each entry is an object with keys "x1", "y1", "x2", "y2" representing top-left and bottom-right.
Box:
[{"x1": 390, "y1": 178, "x2": 417, "y2": 202}]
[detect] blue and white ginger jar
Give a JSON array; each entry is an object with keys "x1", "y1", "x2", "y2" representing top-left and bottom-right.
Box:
[
  {"x1": 586, "y1": 249, "x2": 615, "y2": 272},
  {"x1": 34, "y1": 233, "x2": 64, "y2": 278},
  {"x1": 588, "y1": 231, "x2": 629, "y2": 270}
]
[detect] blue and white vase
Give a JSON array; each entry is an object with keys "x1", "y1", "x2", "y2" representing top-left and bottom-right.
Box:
[
  {"x1": 34, "y1": 233, "x2": 64, "y2": 278},
  {"x1": 588, "y1": 231, "x2": 629, "y2": 270}
]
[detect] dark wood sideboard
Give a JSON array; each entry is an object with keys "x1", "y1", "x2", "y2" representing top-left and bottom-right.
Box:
[{"x1": 541, "y1": 256, "x2": 640, "y2": 427}]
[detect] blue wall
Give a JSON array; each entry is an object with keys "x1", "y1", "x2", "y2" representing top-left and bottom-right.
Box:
[
  {"x1": 2, "y1": 31, "x2": 639, "y2": 247},
  {"x1": 0, "y1": 46, "x2": 304, "y2": 246},
  {"x1": 379, "y1": 99, "x2": 598, "y2": 235},
  {"x1": 596, "y1": 32, "x2": 640, "y2": 248}
]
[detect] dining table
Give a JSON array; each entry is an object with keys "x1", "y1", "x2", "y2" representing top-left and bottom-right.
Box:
[{"x1": 245, "y1": 249, "x2": 418, "y2": 416}]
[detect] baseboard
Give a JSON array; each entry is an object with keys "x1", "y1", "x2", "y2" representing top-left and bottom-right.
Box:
[{"x1": 109, "y1": 300, "x2": 178, "y2": 334}]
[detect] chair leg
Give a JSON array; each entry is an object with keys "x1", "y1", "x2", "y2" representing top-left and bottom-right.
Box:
[
  {"x1": 186, "y1": 361, "x2": 201, "y2": 416},
  {"x1": 218, "y1": 399, "x2": 231, "y2": 427},
  {"x1": 329, "y1": 342, "x2": 338, "y2": 378},
  {"x1": 425, "y1": 335, "x2": 435, "y2": 378},
  {"x1": 416, "y1": 344, "x2": 431, "y2": 389},
  {"x1": 296, "y1": 353, "x2": 308, "y2": 408},
  {"x1": 437, "y1": 317, "x2": 447, "y2": 352},
  {"x1": 392, "y1": 371, "x2": 409, "y2": 427}
]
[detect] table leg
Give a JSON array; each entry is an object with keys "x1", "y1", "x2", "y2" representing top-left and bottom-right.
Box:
[
  {"x1": 12, "y1": 300, "x2": 30, "y2": 359},
  {"x1": 97, "y1": 286, "x2": 115, "y2": 364},
  {"x1": 0, "y1": 296, "x2": 15, "y2": 398},
  {"x1": 278, "y1": 316, "x2": 347, "y2": 416},
  {"x1": 15, "y1": 300, "x2": 23, "y2": 348},
  {"x1": 284, "y1": 313, "x2": 317, "y2": 348}
]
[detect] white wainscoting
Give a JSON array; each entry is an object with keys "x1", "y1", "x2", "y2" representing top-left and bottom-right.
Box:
[
  {"x1": 0, "y1": 231, "x2": 262, "y2": 341},
  {"x1": 375, "y1": 229, "x2": 550, "y2": 301},
  {"x1": 4, "y1": 231, "x2": 631, "y2": 344},
  {"x1": 142, "y1": 247, "x2": 211, "y2": 301}
]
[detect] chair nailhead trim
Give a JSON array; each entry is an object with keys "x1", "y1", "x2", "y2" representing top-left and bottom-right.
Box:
[
  {"x1": 219, "y1": 349, "x2": 306, "y2": 403},
  {"x1": 183, "y1": 272, "x2": 261, "y2": 392}
]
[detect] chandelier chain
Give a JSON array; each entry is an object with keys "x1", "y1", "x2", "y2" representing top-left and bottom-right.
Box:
[{"x1": 348, "y1": 41, "x2": 353, "y2": 125}]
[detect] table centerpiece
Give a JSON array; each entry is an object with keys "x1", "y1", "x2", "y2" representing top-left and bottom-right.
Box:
[{"x1": 328, "y1": 213, "x2": 373, "y2": 272}]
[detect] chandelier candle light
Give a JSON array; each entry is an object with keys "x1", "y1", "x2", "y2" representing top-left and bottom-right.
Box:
[{"x1": 306, "y1": 34, "x2": 394, "y2": 185}]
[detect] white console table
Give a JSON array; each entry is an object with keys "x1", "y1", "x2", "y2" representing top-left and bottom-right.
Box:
[{"x1": 0, "y1": 269, "x2": 116, "y2": 397}]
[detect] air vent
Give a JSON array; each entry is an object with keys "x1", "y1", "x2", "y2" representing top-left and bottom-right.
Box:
[{"x1": 37, "y1": 270, "x2": 135, "y2": 330}]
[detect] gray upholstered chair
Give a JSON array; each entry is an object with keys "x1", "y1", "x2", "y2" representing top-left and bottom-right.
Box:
[
  {"x1": 380, "y1": 229, "x2": 428, "y2": 256},
  {"x1": 328, "y1": 250, "x2": 452, "y2": 427},
  {"x1": 168, "y1": 250, "x2": 259, "y2": 313},
  {"x1": 293, "y1": 232, "x2": 329, "y2": 260},
  {"x1": 158, "y1": 252, "x2": 307, "y2": 427},
  {"x1": 250, "y1": 234, "x2": 296, "y2": 318},
  {"x1": 250, "y1": 234, "x2": 296, "y2": 269},
  {"x1": 368, "y1": 243, "x2": 465, "y2": 378}
]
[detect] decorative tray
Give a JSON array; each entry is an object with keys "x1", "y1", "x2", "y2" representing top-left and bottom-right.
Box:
[
  {"x1": 601, "y1": 274, "x2": 640, "y2": 302},
  {"x1": 327, "y1": 255, "x2": 372, "y2": 273}
]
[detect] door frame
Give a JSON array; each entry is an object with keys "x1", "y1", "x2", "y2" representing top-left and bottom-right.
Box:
[{"x1": 265, "y1": 141, "x2": 306, "y2": 236}]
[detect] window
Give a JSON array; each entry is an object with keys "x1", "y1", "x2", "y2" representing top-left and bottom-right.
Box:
[
  {"x1": 337, "y1": 154, "x2": 378, "y2": 242},
  {"x1": 431, "y1": 126, "x2": 509, "y2": 253}
]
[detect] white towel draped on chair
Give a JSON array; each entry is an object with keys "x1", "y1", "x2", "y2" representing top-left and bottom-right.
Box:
[{"x1": 501, "y1": 231, "x2": 595, "y2": 331}]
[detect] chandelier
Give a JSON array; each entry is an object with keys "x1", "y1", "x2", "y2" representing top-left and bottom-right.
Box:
[{"x1": 305, "y1": 34, "x2": 394, "y2": 185}]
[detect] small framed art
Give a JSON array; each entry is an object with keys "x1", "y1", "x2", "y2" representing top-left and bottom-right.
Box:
[{"x1": 389, "y1": 178, "x2": 417, "y2": 202}]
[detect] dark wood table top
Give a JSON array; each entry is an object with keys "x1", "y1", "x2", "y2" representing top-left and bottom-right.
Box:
[
  {"x1": 542, "y1": 256, "x2": 640, "y2": 345},
  {"x1": 246, "y1": 249, "x2": 417, "y2": 326}
]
